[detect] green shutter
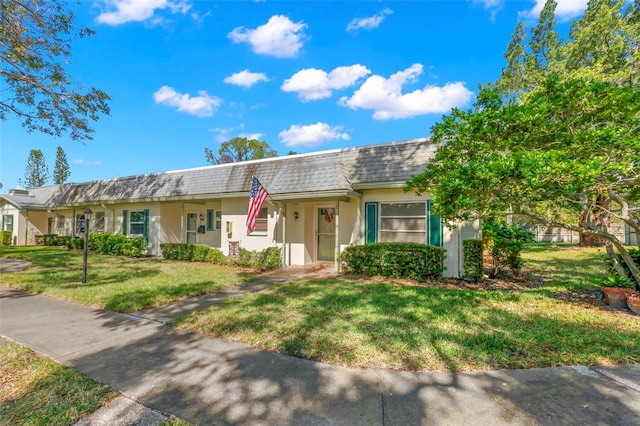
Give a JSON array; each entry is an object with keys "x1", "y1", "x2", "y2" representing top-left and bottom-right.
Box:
[
  {"x1": 143, "y1": 209, "x2": 149, "y2": 242},
  {"x1": 427, "y1": 201, "x2": 443, "y2": 247},
  {"x1": 122, "y1": 210, "x2": 128, "y2": 235},
  {"x1": 365, "y1": 202, "x2": 378, "y2": 244},
  {"x1": 206, "y1": 209, "x2": 214, "y2": 231}
]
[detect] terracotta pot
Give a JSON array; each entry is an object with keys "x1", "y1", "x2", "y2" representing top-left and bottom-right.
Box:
[
  {"x1": 601, "y1": 287, "x2": 633, "y2": 308},
  {"x1": 627, "y1": 292, "x2": 640, "y2": 314}
]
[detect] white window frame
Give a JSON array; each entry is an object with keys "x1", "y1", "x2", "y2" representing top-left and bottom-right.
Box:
[{"x1": 129, "y1": 211, "x2": 146, "y2": 236}]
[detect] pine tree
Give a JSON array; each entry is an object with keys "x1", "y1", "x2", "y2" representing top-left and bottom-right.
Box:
[
  {"x1": 53, "y1": 146, "x2": 70, "y2": 184},
  {"x1": 24, "y1": 149, "x2": 49, "y2": 188}
]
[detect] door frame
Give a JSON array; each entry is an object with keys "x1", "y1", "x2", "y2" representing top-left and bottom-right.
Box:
[
  {"x1": 315, "y1": 203, "x2": 336, "y2": 262},
  {"x1": 185, "y1": 211, "x2": 198, "y2": 244}
]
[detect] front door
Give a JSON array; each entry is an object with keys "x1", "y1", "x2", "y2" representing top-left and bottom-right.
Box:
[
  {"x1": 317, "y1": 207, "x2": 336, "y2": 261},
  {"x1": 186, "y1": 212, "x2": 197, "y2": 244}
]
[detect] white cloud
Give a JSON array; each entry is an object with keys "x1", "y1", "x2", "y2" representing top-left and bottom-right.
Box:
[
  {"x1": 153, "y1": 85, "x2": 220, "y2": 117},
  {"x1": 346, "y1": 8, "x2": 393, "y2": 32},
  {"x1": 339, "y1": 64, "x2": 473, "y2": 120},
  {"x1": 471, "y1": 0, "x2": 503, "y2": 9},
  {"x1": 282, "y1": 65, "x2": 371, "y2": 101},
  {"x1": 238, "y1": 133, "x2": 264, "y2": 140},
  {"x1": 520, "y1": 0, "x2": 588, "y2": 21},
  {"x1": 96, "y1": 0, "x2": 191, "y2": 25},
  {"x1": 72, "y1": 159, "x2": 102, "y2": 166},
  {"x1": 228, "y1": 15, "x2": 306, "y2": 58},
  {"x1": 279, "y1": 122, "x2": 350, "y2": 148},
  {"x1": 223, "y1": 70, "x2": 269, "y2": 88}
]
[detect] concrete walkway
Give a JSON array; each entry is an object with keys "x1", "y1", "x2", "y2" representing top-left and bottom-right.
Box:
[{"x1": 1, "y1": 284, "x2": 640, "y2": 425}]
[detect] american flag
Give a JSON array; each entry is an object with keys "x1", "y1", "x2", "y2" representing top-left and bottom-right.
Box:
[{"x1": 246, "y1": 176, "x2": 269, "y2": 233}]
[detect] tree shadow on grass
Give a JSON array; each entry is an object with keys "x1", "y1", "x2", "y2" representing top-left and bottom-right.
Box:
[{"x1": 69, "y1": 303, "x2": 640, "y2": 425}]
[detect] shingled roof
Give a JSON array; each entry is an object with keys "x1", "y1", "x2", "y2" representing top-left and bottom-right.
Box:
[{"x1": 1, "y1": 137, "x2": 437, "y2": 209}]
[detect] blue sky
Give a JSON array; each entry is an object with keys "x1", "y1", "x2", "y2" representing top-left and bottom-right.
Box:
[{"x1": 0, "y1": 0, "x2": 588, "y2": 189}]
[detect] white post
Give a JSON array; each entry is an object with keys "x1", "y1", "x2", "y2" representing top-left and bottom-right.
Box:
[{"x1": 334, "y1": 202, "x2": 340, "y2": 272}]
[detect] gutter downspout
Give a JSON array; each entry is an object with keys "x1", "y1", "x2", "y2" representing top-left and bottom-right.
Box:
[{"x1": 334, "y1": 202, "x2": 340, "y2": 273}]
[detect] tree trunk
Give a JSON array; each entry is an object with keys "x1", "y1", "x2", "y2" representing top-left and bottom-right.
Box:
[{"x1": 579, "y1": 195, "x2": 610, "y2": 246}]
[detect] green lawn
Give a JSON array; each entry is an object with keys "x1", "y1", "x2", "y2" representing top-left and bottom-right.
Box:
[
  {"x1": 0, "y1": 246, "x2": 257, "y2": 313},
  {"x1": 0, "y1": 343, "x2": 117, "y2": 425},
  {"x1": 174, "y1": 245, "x2": 640, "y2": 371}
]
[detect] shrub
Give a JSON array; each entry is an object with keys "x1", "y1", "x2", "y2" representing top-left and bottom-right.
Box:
[
  {"x1": 205, "y1": 248, "x2": 228, "y2": 265},
  {"x1": 463, "y1": 239, "x2": 484, "y2": 282},
  {"x1": 341, "y1": 242, "x2": 445, "y2": 281},
  {"x1": 35, "y1": 234, "x2": 58, "y2": 246},
  {"x1": 260, "y1": 247, "x2": 281, "y2": 271},
  {"x1": 483, "y1": 222, "x2": 532, "y2": 274},
  {"x1": 0, "y1": 230, "x2": 12, "y2": 246},
  {"x1": 192, "y1": 244, "x2": 210, "y2": 262},
  {"x1": 236, "y1": 248, "x2": 256, "y2": 268},
  {"x1": 606, "y1": 248, "x2": 640, "y2": 289}
]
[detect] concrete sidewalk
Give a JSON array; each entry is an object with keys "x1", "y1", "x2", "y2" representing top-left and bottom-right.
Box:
[{"x1": 1, "y1": 285, "x2": 639, "y2": 425}]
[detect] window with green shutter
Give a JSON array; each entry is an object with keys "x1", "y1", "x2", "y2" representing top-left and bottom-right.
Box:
[{"x1": 364, "y1": 202, "x2": 378, "y2": 244}]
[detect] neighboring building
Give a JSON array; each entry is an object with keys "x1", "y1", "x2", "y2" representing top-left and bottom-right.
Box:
[{"x1": 0, "y1": 138, "x2": 480, "y2": 277}]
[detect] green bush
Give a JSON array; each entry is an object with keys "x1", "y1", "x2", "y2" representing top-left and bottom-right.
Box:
[
  {"x1": 35, "y1": 234, "x2": 58, "y2": 246},
  {"x1": 259, "y1": 247, "x2": 282, "y2": 271},
  {"x1": 236, "y1": 248, "x2": 256, "y2": 268},
  {"x1": 607, "y1": 248, "x2": 640, "y2": 289},
  {"x1": 205, "y1": 247, "x2": 228, "y2": 265},
  {"x1": 341, "y1": 242, "x2": 445, "y2": 281},
  {"x1": 483, "y1": 222, "x2": 531, "y2": 274},
  {"x1": 67, "y1": 237, "x2": 85, "y2": 250},
  {"x1": 85, "y1": 232, "x2": 147, "y2": 257},
  {"x1": 0, "y1": 230, "x2": 12, "y2": 246},
  {"x1": 463, "y1": 239, "x2": 484, "y2": 282},
  {"x1": 192, "y1": 244, "x2": 210, "y2": 262},
  {"x1": 160, "y1": 243, "x2": 227, "y2": 265}
]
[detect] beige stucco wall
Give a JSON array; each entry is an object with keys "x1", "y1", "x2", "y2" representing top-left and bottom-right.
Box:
[{"x1": 220, "y1": 198, "x2": 278, "y2": 255}]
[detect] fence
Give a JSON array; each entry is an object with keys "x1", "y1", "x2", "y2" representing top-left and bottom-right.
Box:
[{"x1": 524, "y1": 224, "x2": 626, "y2": 243}]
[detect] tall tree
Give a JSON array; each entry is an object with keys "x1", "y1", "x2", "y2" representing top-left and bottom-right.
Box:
[
  {"x1": 409, "y1": 0, "x2": 640, "y2": 287},
  {"x1": 407, "y1": 77, "x2": 640, "y2": 289},
  {"x1": 24, "y1": 149, "x2": 49, "y2": 188},
  {"x1": 0, "y1": 0, "x2": 110, "y2": 141},
  {"x1": 53, "y1": 146, "x2": 70, "y2": 184},
  {"x1": 494, "y1": 0, "x2": 638, "y2": 246},
  {"x1": 205, "y1": 137, "x2": 277, "y2": 164}
]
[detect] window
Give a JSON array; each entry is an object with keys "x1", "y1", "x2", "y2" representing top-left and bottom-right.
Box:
[
  {"x1": 365, "y1": 201, "x2": 443, "y2": 246},
  {"x1": 380, "y1": 202, "x2": 426, "y2": 244},
  {"x1": 250, "y1": 207, "x2": 268, "y2": 235},
  {"x1": 56, "y1": 215, "x2": 65, "y2": 235},
  {"x1": 215, "y1": 210, "x2": 222, "y2": 230},
  {"x1": 2, "y1": 215, "x2": 13, "y2": 232},
  {"x1": 129, "y1": 211, "x2": 146, "y2": 236},
  {"x1": 92, "y1": 212, "x2": 105, "y2": 233}
]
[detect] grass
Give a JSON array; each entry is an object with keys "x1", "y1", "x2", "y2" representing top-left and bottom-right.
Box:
[
  {"x1": 0, "y1": 246, "x2": 257, "y2": 313},
  {"x1": 174, "y1": 244, "x2": 640, "y2": 372},
  {"x1": 0, "y1": 342, "x2": 117, "y2": 425}
]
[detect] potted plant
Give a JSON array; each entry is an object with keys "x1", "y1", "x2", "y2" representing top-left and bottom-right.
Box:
[{"x1": 627, "y1": 291, "x2": 640, "y2": 314}]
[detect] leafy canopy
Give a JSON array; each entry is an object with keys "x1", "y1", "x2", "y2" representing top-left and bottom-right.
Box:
[
  {"x1": 205, "y1": 137, "x2": 277, "y2": 164},
  {"x1": 0, "y1": 0, "x2": 110, "y2": 141}
]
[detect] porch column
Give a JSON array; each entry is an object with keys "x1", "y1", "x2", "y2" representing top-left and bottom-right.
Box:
[
  {"x1": 280, "y1": 203, "x2": 287, "y2": 268},
  {"x1": 334, "y1": 202, "x2": 340, "y2": 272},
  {"x1": 180, "y1": 204, "x2": 185, "y2": 243}
]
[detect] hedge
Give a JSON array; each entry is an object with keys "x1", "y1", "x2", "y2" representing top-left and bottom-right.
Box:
[
  {"x1": 159, "y1": 243, "x2": 282, "y2": 271},
  {"x1": 463, "y1": 239, "x2": 484, "y2": 282},
  {"x1": 341, "y1": 242, "x2": 445, "y2": 281},
  {"x1": 0, "y1": 230, "x2": 12, "y2": 246},
  {"x1": 33, "y1": 232, "x2": 146, "y2": 257},
  {"x1": 160, "y1": 243, "x2": 228, "y2": 265}
]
